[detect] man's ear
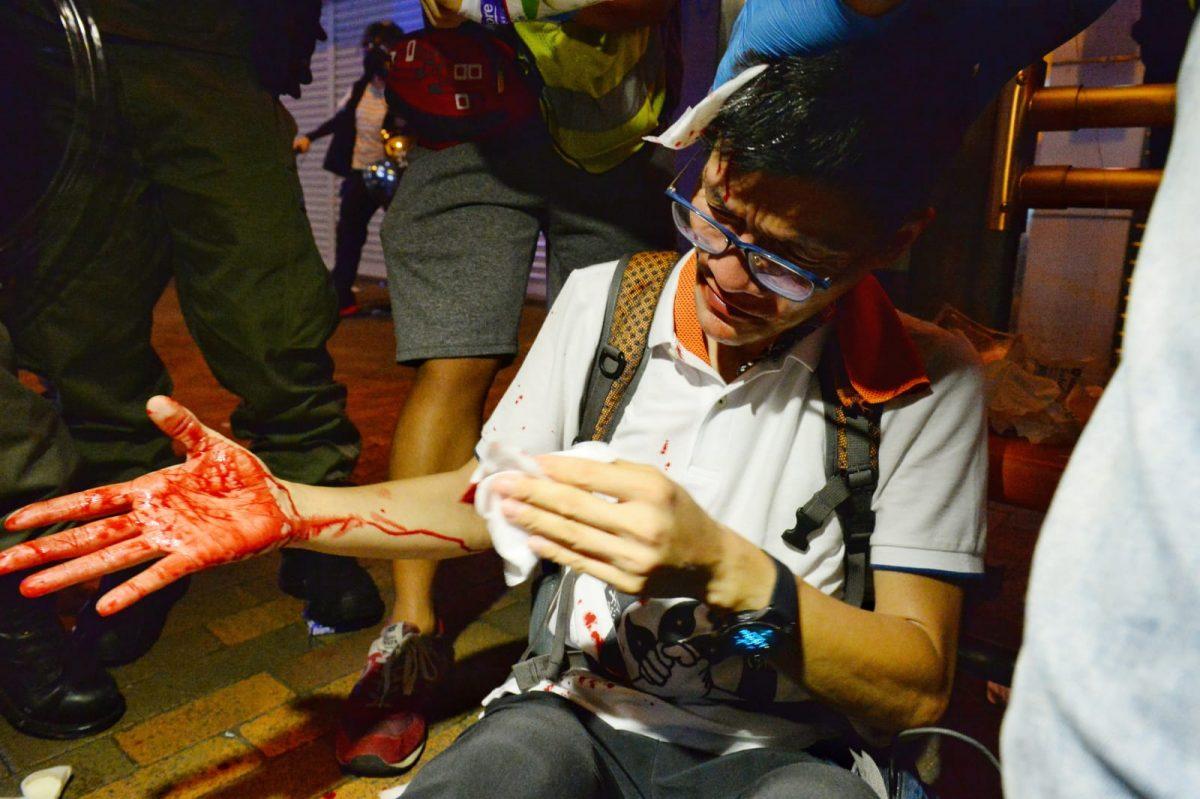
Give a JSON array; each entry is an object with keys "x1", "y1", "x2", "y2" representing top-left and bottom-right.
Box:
[{"x1": 871, "y1": 206, "x2": 936, "y2": 267}]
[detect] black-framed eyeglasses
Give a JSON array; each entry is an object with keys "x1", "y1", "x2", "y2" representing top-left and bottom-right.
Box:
[{"x1": 664, "y1": 161, "x2": 836, "y2": 303}]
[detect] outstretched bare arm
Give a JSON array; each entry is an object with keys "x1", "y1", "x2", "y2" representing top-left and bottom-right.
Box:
[{"x1": 0, "y1": 396, "x2": 489, "y2": 615}]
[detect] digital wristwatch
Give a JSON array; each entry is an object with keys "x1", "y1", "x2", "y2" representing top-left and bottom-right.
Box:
[{"x1": 688, "y1": 555, "x2": 799, "y2": 667}]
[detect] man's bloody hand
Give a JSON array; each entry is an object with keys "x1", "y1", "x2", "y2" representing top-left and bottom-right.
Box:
[{"x1": 0, "y1": 396, "x2": 302, "y2": 615}]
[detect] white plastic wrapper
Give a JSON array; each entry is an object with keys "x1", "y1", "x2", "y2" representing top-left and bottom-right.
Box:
[
  {"x1": 8, "y1": 766, "x2": 72, "y2": 799},
  {"x1": 934, "y1": 305, "x2": 1104, "y2": 445}
]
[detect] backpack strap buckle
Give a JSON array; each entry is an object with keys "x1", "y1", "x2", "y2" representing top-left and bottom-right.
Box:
[
  {"x1": 598, "y1": 345, "x2": 626, "y2": 379},
  {"x1": 512, "y1": 654, "x2": 556, "y2": 692},
  {"x1": 845, "y1": 462, "x2": 877, "y2": 490}
]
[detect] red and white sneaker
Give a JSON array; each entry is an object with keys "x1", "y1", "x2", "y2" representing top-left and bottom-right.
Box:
[{"x1": 335, "y1": 621, "x2": 452, "y2": 777}]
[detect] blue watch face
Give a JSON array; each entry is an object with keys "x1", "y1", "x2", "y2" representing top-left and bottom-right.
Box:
[{"x1": 729, "y1": 624, "x2": 780, "y2": 654}]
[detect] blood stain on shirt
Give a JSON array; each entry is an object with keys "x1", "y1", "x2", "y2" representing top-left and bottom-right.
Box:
[
  {"x1": 660, "y1": 439, "x2": 669, "y2": 456},
  {"x1": 582, "y1": 611, "x2": 604, "y2": 651}
]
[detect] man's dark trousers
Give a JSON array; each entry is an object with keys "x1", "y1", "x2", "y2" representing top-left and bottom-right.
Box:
[{"x1": 1, "y1": 35, "x2": 361, "y2": 526}]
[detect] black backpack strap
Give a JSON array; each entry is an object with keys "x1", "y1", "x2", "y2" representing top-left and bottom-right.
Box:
[
  {"x1": 514, "y1": 251, "x2": 677, "y2": 690},
  {"x1": 512, "y1": 568, "x2": 580, "y2": 691},
  {"x1": 575, "y1": 250, "x2": 679, "y2": 444},
  {"x1": 781, "y1": 338, "x2": 882, "y2": 610}
]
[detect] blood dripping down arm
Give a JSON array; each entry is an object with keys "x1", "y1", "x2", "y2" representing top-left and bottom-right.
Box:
[
  {"x1": 285, "y1": 464, "x2": 491, "y2": 561},
  {"x1": 0, "y1": 396, "x2": 489, "y2": 615}
]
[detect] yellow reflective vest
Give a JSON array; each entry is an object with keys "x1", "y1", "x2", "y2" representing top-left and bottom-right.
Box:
[{"x1": 515, "y1": 20, "x2": 666, "y2": 174}]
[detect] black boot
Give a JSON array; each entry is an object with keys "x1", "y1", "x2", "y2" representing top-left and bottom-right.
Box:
[
  {"x1": 0, "y1": 572, "x2": 125, "y2": 739},
  {"x1": 278, "y1": 549, "x2": 384, "y2": 632},
  {"x1": 72, "y1": 565, "x2": 191, "y2": 667}
]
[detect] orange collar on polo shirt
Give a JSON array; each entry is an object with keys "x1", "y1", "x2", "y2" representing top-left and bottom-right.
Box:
[{"x1": 673, "y1": 253, "x2": 930, "y2": 405}]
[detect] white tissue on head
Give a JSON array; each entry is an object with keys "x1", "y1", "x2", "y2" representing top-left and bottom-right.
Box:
[{"x1": 643, "y1": 64, "x2": 768, "y2": 151}]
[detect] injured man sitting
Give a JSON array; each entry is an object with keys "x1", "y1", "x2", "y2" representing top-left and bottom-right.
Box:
[{"x1": 2, "y1": 43, "x2": 987, "y2": 799}]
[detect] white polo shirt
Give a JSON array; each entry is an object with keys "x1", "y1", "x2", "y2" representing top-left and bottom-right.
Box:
[{"x1": 478, "y1": 254, "x2": 987, "y2": 754}]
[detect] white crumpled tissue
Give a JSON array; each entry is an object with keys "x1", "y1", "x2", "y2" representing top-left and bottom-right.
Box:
[
  {"x1": 643, "y1": 64, "x2": 767, "y2": 151},
  {"x1": 3, "y1": 766, "x2": 72, "y2": 799},
  {"x1": 473, "y1": 440, "x2": 617, "y2": 587}
]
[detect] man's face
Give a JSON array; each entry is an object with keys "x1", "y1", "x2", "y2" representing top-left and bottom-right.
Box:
[{"x1": 689, "y1": 151, "x2": 919, "y2": 349}]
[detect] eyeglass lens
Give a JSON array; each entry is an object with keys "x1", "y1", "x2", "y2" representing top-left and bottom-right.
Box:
[{"x1": 670, "y1": 200, "x2": 816, "y2": 302}]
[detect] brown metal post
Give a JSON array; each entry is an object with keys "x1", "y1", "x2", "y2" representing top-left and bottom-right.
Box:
[
  {"x1": 1026, "y1": 84, "x2": 1176, "y2": 131},
  {"x1": 985, "y1": 63, "x2": 1045, "y2": 232},
  {"x1": 1017, "y1": 166, "x2": 1163, "y2": 210}
]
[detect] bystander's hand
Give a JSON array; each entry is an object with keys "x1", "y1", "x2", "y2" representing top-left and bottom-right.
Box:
[
  {"x1": 492, "y1": 456, "x2": 775, "y2": 611},
  {"x1": 421, "y1": 0, "x2": 467, "y2": 28},
  {"x1": 293, "y1": 135, "x2": 312, "y2": 153},
  {"x1": 0, "y1": 396, "x2": 304, "y2": 616},
  {"x1": 714, "y1": 0, "x2": 903, "y2": 86}
]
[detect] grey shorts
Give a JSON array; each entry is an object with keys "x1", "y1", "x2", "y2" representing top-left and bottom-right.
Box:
[{"x1": 381, "y1": 132, "x2": 673, "y2": 364}]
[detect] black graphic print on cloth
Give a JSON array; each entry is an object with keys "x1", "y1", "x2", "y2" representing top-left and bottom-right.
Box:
[{"x1": 563, "y1": 575, "x2": 783, "y2": 706}]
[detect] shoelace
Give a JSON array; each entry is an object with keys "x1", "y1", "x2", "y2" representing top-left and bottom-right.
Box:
[{"x1": 377, "y1": 632, "x2": 443, "y2": 705}]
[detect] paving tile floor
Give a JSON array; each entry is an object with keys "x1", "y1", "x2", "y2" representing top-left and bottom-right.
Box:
[{"x1": 0, "y1": 280, "x2": 1040, "y2": 798}]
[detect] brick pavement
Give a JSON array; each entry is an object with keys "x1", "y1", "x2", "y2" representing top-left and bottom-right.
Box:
[{"x1": 0, "y1": 282, "x2": 539, "y2": 797}]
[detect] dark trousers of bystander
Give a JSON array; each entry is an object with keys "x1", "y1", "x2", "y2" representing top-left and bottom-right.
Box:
[
  {"x1": 332, "y1": 171, "x2": 387, "y2": 311},
  {"x1": 1, "y1": 37, "x2": 361, "y2": 514}
]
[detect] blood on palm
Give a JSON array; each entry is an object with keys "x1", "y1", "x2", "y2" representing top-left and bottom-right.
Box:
[
  {"x1": 143, "y1": 447, "x2": 476, "y2": 556},
  {"x1": 4, "y1": 402, "x2": 476, "y2": 601},
  {"x1": 141, "y1": 449, "x2": 297, "y2": 561}
]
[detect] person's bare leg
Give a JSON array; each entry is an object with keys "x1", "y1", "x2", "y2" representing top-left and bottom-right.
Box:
[{"x1": 388, "y1": 356, "x2": 503, "y2": 632}]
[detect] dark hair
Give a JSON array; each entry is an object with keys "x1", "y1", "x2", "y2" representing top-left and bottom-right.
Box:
[
  {"x1": 362, "y1": 20, "x2": 404, "y2": 48},
  {"x1": 705, "y1": 43, "x2": 971, "y2": 232}
]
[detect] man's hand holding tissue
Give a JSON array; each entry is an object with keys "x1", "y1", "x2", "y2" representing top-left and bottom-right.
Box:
[{"x1": 491, "y1": 456, "x2": 777, "y2": 612}]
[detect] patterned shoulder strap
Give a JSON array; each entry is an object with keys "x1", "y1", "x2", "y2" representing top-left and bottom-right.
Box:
[
  {"x1": 781, "y1": 338, "x2": 883, "y2": 609},
  {"x1": 575, "y1": 250, "x2": 679, "y2": 444}
]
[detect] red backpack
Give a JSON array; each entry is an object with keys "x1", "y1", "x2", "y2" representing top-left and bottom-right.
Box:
[{"x1": 386, "y1": 23, "x2": 539, "y2": 150}]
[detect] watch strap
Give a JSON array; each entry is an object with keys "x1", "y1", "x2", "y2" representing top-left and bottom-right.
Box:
[{"x1": 763, "y1": 554, "x2": 799, "y2": 633}]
